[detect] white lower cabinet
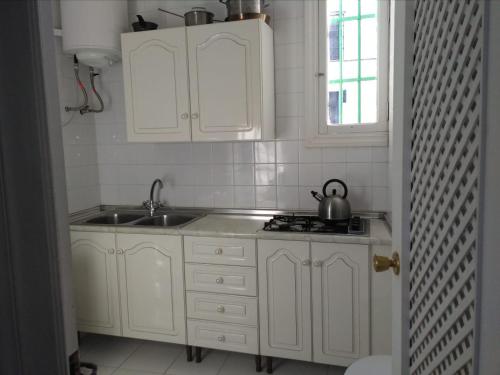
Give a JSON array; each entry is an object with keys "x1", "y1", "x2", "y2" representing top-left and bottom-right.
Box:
[
  {"x1": 117, "y1": 233, "x2": 186, "y2": 344},
  {"x1": 311, "y1": 242, "x2": 370, "y2": 366},
  {"x1": 258, "y1": 239, "x2": 370, "y2": 367},
  {"x1": 71, "y1": 231, "x2": 186, "y2": 344},
  {"x1": 71, "y1": 231, "x2": 121, "y2": 336},
  {"x1": 258, "y1": 240, "x2": 312, "y2": 361},
  {"x1": 187, "y1": 320, "x2": 259, "y2": 354}
]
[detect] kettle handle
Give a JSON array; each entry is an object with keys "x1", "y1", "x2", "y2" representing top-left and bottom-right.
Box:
[{"x1": 322, "y1": 179, "x2": 348, "y2": 198}]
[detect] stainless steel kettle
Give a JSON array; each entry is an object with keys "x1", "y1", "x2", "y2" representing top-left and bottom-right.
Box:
[{"x1": 311, "y1": 179, "x2": 351, "y2": 221}]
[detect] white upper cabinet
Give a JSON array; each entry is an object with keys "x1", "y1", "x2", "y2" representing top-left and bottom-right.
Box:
[
  {"x1": 121, "y1": 20, "x2": 274, "y2": 143},
  {"x1": 258, "y1": 240, "x2": 312, "y2": 361},
  {"x1": 311, "y1": 243, "x2": 370, "y2": 366},
  {"x1": 116, "y1": 233, "x2": 186, "y2": 344},
  {"x1": 122, "y1": 28, "x2": 191, "y2": 142},
  {"x1": 70, "y1": 231, "x2": 121, "y2": 336},
  {"x1": 187, "y1": 20, "x2": 274, "y2": 141}
]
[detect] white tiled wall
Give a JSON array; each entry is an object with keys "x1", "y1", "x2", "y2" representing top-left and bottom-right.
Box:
[
  {"x1": 55, "y1": 0, "x2": 390, "y2": 212},
  {"x1": 54, "y1": 38, "x2": 101, "y2": 213}
]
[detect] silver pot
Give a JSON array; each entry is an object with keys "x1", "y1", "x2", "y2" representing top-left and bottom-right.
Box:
[
  {"x1": 311, "y1": 179, "x2": 351, "y2": 221},
  {"x1": 184, "y1": 7, "x2": 214, "y2": 26},
  {"x1": 219, "y1": 0, "x2": 269, "y2": 18}
]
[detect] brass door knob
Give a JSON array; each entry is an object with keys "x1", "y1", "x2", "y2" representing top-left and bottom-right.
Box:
[{"x1": 373, "y1": 252, "x2": 400, "y2": 275}]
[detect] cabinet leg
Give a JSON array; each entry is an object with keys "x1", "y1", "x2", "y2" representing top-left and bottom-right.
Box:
[
  {"x1": 195, "y1": 346, "x2": 202, "y2": 363},
  {"x1": 186, "y1": 345, "x2": 193, "y2": 362},
  {"x1": 266, "y1": 356, "x2": 273, "y2": 374},
  {"x1": 255, "y1": 355, "x2": 262, "y2": 372}
]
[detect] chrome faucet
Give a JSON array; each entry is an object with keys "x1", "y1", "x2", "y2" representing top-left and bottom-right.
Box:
[{"x1": 143, "y1": 178, "x2": 163, "y2": 216}]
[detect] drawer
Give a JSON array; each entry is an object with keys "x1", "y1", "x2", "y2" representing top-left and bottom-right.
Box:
[
  {"x1": 185, "y1": 264, "x2": 257, "y2": 296},
  {"x1": 186, "y1": 292, "x2": 258, "y2": 326},
  {"x1": 187, "y1": 320, "x2": 258, "y2": 354},
  {"x1": 184, "y1": 236, "x2": 256, "y2": 266}
]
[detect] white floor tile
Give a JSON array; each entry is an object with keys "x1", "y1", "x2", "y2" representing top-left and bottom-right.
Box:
[
  {"x1": 120, "y1": 341, "x2": 183, "y2": 373},
  {"x1": 81, "y1": 336, "x2": 142, "y2": 368},
  {"x1": 95, "y1": 366, "x2": 116, "y2": 375},
  {"x1": 166, "y1": 348, "x2": 228, "y2": 375},
  {"x1": 271, "y1": 358, "x2": 329, "y2": 375},
  {"x1": 112, "y1": 369, "x2": 161, "y2": 375},
  {"x1": 218, "y1": 352, "x2": 258, "y2": 375},
  {"x1": 327, "y1": 365, "x2": 347, "y2": 375}
]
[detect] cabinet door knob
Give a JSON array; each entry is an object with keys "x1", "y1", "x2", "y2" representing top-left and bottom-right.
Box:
[
  {"x1": 107, "y1": 249, "x2": 115, "y2": 255},
  {"x1": 302, "y1": 259, "x2": 311, "y2": 266},
  {"x1": 216, "y1": 305, "x2": 225, "y2": 313},
  {"x1": 313, "y1": 260, "x2": 323, "y2": 267},
  {"x1": 116, "y1": 249, "x2": 124, "y2": 255},
  {"x1": 191, "y1": 113, "x2": 199, "y2": 119},
  {"x1": 217, "y1": 335, "x2": 226, "y2": 342},
  {"x1": 181, "y1": 113, "x2": 189, "y2": 120},
  {"x1": 215, "y1": 248, "x2": 223, "y2": 255},
  {"x1": 216, "y1": 277, "x2": 224, "y2": 284}
]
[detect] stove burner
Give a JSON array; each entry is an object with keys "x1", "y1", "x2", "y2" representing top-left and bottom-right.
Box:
[{"x1": 263, "y1": 215, "x2": 366, "y2": 235}]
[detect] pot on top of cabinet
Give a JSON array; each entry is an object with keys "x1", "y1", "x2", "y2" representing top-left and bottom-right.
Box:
[
  {"x1": 311, "y1": 179, "x2": 351, "y2": 222},
  {"x1": 220, "y1": 0, "x2": 271, "y2": 24}
]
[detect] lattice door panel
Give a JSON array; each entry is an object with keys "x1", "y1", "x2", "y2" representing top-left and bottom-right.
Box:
[{"x1": 410, "y1": 0, "x2": 482, "y2": 374}]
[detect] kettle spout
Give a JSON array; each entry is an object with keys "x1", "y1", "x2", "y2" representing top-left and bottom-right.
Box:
[{"x1": 310, "y1": 190, "x2": 324, "y2": 202}]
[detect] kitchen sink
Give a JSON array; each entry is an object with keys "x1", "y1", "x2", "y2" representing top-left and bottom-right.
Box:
[
  {"x1": 85, "y1": 213, "x2": 145, "y2": 225},
  {"x1": 133, "y1": 214, "x2": 198, "y2": 227}
]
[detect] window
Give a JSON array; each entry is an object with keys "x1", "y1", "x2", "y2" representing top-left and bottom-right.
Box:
[{"x1": 305, "y1": 0, "x2": 389, "y2": 146}]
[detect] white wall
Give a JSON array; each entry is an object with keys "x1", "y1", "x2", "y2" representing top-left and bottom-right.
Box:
[
  {"x1": 54, "y1": 38, "x2": 101, "y2": 213},
  {"x1": 56, "y1": 0, "x2": 390, "y2": 212}
]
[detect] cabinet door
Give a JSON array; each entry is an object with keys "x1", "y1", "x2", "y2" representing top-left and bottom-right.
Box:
[
  {"x1": 117, "y1": 234, "x2": 186, "y2": 344},
  {"x1": 187, "y1": 20, "x2": 262, "y2": 141},
  {"x1": 311, "y1": 243, "x2": 370, "y2": 366},
  {"x1": 70, "y1": 231, "x2": 120, "y2": 336},
  {"x1": 258, "y1": 240, "x2": 312, "y2": 361},
  {"x1": 122, "y1": 28, "x2": 191, "y2": 142}
]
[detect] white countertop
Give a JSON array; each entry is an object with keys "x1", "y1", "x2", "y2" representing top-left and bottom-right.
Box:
[{"x1": 70, "y1": 212, "x2": 392, "y2": 245}]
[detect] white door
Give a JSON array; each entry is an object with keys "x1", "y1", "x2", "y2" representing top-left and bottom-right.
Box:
[
  {"x1": 70, "y1": 231, "x2": 120, "y2": 336},
  {"x1": 122, "y1": 28, "x2": 191, "y2": 142},
  {"x1": 389, "y1": 0, "x2": 483, "y2": 373},
  {"x1": 311, "y1": 243, "x2": 369, "y2": 367},
  {"x1": 187, "y1": 20, "x2": 262, "y2": 141},
  {"x1": 258, "y1": 240, "x2": 312, "y2": 361},
  {"x1": 117, "y1": 234, "x2": 186, "y2": 344}
]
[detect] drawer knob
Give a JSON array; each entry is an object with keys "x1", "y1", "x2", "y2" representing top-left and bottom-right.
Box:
[
  {"x1": 217, "y1": 335, "x2": 226, "y2": 342},
  {"x1": 216, "y1": 305, "x2": 225, "y2": 313},
  {"x1": 215, "y1": 248, "x2": 223, "y2": 255},
  {"x1": 302, "y1": 259, "x2": 311, "y2": 266},
  {"x1": 191, "y1": 113, "x2": 199, "y2": 120},
  {"x1": 216, "y1": 277, "x2": 224, "y2": 284},
  {"x1": 181, "y1": 113, "x2": 189, "y2": 120},
  {"x1": 313, "y1": 260, "x2": 323, "y2": 267},
  {"x1": 107, "y1": 248, "x2": 115, "y2": 255}
]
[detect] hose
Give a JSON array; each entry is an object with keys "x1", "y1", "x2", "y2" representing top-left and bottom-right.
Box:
[
  {"x1": 86, "y1": 67, "x2": 104, "y2": 113},
  {"x1": 64, "y1": 55, "x2": 89, "y2": 113}
]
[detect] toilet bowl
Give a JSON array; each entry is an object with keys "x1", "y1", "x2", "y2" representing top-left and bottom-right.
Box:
[{"x1": 345, "y1": 355, "x2": 392, "y2": 375}]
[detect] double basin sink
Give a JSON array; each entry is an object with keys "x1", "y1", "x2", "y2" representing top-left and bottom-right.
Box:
[{"x1": 82, "y1": 210, "x2": 203, "y2": 228}]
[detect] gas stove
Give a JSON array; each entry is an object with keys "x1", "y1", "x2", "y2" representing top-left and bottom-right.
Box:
[{"x1": 262, "y1": 215, "x2": 367, "y2": 235}]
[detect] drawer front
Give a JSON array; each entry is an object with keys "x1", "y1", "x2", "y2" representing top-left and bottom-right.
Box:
[
  {"x1": 185, "y1": 264, "x2": 257, "y2": 296},
  {"x1": 187, "y1": 320, "x2": 258, "y2": 354},
  {"x1": 184, "y1": 236, "x2": 256, "y2": 266},
  {"x1": 186, "y1": 292, "x2": 258, "y2": 326}
]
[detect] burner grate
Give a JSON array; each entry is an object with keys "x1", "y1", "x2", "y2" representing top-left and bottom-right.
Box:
[{"x1": 263, "y1": 215, "x2": 366, "y2": 235}]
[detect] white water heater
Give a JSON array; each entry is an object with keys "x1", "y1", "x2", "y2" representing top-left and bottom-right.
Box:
[{"x1": 60, "y1": 0, "x2": 129, "y2": 68}]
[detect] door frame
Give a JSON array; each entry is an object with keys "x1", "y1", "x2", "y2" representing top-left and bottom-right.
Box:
[
  {"x1": 474, "y1": 1, "x2": 500, "y2": 372},
  {"x1": 388, "y1": 0, "x2": 414, "y2": 373},
  {"x1": 0, "y1": 0, "x2": 77, "y2": 373}
]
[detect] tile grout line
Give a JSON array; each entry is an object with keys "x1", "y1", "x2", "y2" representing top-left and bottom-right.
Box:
[{"x1": 163, "y1": 346, "x2": 185, "y2": 375}]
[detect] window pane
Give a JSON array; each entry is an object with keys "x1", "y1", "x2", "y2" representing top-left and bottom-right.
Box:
[
  {"x1": 361, "y1": 80, "x2": 377, "y2": 123},
  {"x1": 326, "y1": 0, "x2": 378, "y2": 126}
]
